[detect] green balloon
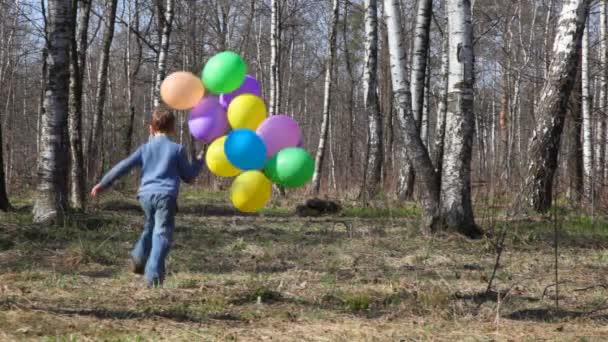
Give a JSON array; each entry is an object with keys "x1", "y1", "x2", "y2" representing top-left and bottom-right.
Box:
[
  {"x1": 202, "y1": 51, "x2": 247, "y2": 94},
  {"x1": 264, "y1": 148, "x2": 315, "y2": 188}
]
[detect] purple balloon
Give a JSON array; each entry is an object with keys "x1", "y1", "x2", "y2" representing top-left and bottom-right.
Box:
[
  {"x1": 296, "y1": 138, "x2": 304, "y2": 148},
  {"x1": 219, "y1": 75, "x2": 261, "y2": 109},
  {"x1": 188, "y1": 97, "x2": 228, "y2": 143},
  {"x1": 256, "y1": 115, "x2": 301, "y2": 158}
]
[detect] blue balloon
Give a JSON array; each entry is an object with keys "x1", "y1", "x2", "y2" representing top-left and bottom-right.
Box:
[{"x1": 225, "y1": 129, "x2": 267, "y2": 170}]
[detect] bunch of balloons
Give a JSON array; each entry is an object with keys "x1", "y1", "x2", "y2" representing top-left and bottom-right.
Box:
[{"x1": 160, "y1": 51, "x2": 315, "y2": 213}]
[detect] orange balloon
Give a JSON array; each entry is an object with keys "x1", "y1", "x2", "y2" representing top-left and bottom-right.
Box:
[{"x1": 160, "y1": 72, "x2": 205, "y2": 110}]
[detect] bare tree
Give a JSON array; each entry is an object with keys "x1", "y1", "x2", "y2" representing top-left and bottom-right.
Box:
[
  {"x1": 33, "y1": 0, "x2": 73, "y2": 223},
  {"x1": 68, "y1": 0, "x2": 91, "y2": 211},
  {"x1": 87, "y1": 0, "x2": 118, "y2": 181},
  {"x1": 599, "y1": 0, "x2": 608, "y2": 184},
  {"x1": 581, "y1": 24, "x2": 593, "y2": 202},
  {"x1": 441, "y1": 0, "x2": 478, "y2": 234},
  {"x1": 361, "y1": 0, "x2": 383, "y2": 200},
  {"x1": 124, "y1": 0, "x2": 143, "y2": 157},
  {"x1": 311, "y1": 0, "x2": 339, "y2": 194},
  {"x1": 384, "y1": 0, "x2": 440, "y2": 234},
  {"x1": 153, "y1": 0, "x2": 175, "y2": 108},
  {"x1": 269, "y1": 0, "x2": 281, "y2": 115},
  {"x1": 525, "y1": 0, "x2": 590, "y2": 213}
]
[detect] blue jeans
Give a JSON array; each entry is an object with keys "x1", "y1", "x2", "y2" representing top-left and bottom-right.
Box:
[{"x1": 131, "y1": 193, "x2": 177, "y2": 284}]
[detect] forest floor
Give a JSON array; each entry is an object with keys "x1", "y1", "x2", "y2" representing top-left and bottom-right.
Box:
[{"x1": 1, "y1": 190, "x2": 608, "y2": 341}]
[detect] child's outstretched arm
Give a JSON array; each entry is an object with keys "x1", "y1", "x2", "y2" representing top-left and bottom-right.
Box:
[
  {"x1": 91, "y1": 147, "x2": 143, "y2": 197},
  {"x1": 177, "y1": 146, "x2": 204, "y2": 184}
]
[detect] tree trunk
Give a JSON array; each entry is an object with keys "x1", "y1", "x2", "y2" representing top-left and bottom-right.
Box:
[
  {"x1": 568, "y1": 67, "x2": 583, "y2": 204},
  {"x1": 434, "y1": 22, "x2": 449, "y2": 183},
  {"x1": 311, "y1": 0, "x2": 339, "y2": 195},
  {"x1": 360, "y1": 0, "x2": 383, "y2": 201},
  {"x1": 153, "y1": 0, "x2": 175, "y2": 108},
  {"x1": 124, "y1": 0, "x2": 142, "y2": 158},
  {"x1": 0, "y1": 107, "x2": 10, "y2": 211},
  {"x1": 599, "y1": 1, "x2": 607, "y2": 186},
  {"x1": 68, "y1": 0, "x2": 91, "y2": 211},
  {"x1": 269, "y1": 0, "x2": 281, "y2": 115},
  {"x1": 86, "y1": 0, "x2": 118, "y2": 182},
  {"x1": 581, "y1": 24, "x2": 593, "y2": 202},
  {"x1": 411, "y1": 0, "x2": 433, "y2": 128},
  {"x1": 384, "y1": 0, "x2": 440, "y2": 234},
  {"x1": 33, "y1": 0, "x2": 73, "y2": 224},
  {"x1": 525, "y1": 0, "x2": 589, "y2": 213},
  {"x1": 441, "y1": 0, "x2": 479, "y2": 236}
]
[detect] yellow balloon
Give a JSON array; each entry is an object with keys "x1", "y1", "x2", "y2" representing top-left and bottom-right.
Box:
[
  {"x1": 230, "y1": 171, "x2": 272, "y2": 213},
  {"x1": 206, "y1": 136, "x2": 241, "y2": 177},
  {"x1": 227, "y1": 94, "x2": 267, "y2": 130},
  {"x1": 160, "y1": 71, "x2": 205, "y2": 110}
]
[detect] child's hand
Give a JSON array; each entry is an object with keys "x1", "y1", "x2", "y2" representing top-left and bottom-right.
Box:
[{"x1": 90, "y1": 184, "x2": 104, "y2": 197}]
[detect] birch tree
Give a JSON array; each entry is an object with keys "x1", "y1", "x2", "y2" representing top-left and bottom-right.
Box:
[
  {"x1": 269, "y1": 0, "x2": 281, "y2": 115},
  {"x1": 441, "y1": 0, "x2": 478, "y2": 234},
  {"x1": 525, "y1": 0, "x2": 589, "y2": 212},
  {"x1": 153, "y1": 0, "x2": 175, "y2": 108},
  {"x1": 396, "y1": 0, "x2": 432, "y2": 200},
  {"x1": 33, "y1": 0, "x2": 73, "y2": 223},
  {"x1": 68, "y1": 0, "x2": 91, "y2": 211},
  {"x1": 411, "y1": 0, "x2": 433, "y2": 129},
  {"x1": 361, "y1": 0, "x2": 383, "y2": 200},
  {"x1": 311, "y1": 0, "x2": 339, "y2": 194},
  {"x1": 600, "y1": 0, "x2": 607, "y2": 183},
  {"x1": 87, "y1": 0, "x2": 118, "y2": 181},
  {"x1": 581, "y1": 24, "x2": 593, "y2": 202},
  {"x1": 384, "y1": 0, "x2": 441, "y2": 234}
]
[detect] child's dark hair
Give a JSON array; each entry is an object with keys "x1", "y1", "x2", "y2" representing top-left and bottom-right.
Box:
[{"x1": 151, "y1": 107, "x2": 175, "y2": 133}]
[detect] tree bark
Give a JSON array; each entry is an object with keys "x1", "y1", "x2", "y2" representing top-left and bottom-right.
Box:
[
  {"x1": 361, "y1": 0, "x2": 383, "y2": 201},
  {"x1": 411, "y1": 0, "x2": 433, "y2": 128},
  {"x1": 311, "y1": 0, "x2": 339, "y2": 195},
  {"x1": 568, "y1": 67, "x2": 583, "y2": 204},
  {"x1": 434, "y1": 21, "x2": 449, "y2": 184},
  {"x1": 86, "y1": 0, "x2": 118, "y2": 182},
  {"x1": 599, "y1": 1, "x2": 607, "y2": 186},
  {"x1": 525, "y1": 0, "x2": 589, "y2": 213},
  {"x1": 384, "y1": 0, "x2": 440, "y2": 234},
  {"x1": 581, "y1": 24, "x2": 593, "y2": 202},
  {"x1": 153, "y1": 0, "x2": 175, "y2": 108},
  {"x1": 269, "y1": 0, "x2": 281, "y2": 115},
  {"x1": 68, "y1": 0, "x2": 91, "y2": 211},
  {"x1": 33, "y1": 0, "x2": 73, "y2": 224},
  {"x1": 441, "y1": 0, "x2": 479, "y2": 236},
  {"x1": 124, "y1": 0, "x2": 142, "y2": 158}
]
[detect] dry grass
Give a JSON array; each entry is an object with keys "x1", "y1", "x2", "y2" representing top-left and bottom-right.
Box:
[{"x1": 1, "y1": 193, "x2": 608, "y2": 341}]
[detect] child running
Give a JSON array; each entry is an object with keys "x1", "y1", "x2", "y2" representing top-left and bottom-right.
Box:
[{"x1": 91, "y1": 107, "x2": 203, "y2": 288}]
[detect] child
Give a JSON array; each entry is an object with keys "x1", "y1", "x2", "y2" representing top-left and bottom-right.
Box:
[{"x1": 91, "y1": 107, "x2": 203, "y2": 288}]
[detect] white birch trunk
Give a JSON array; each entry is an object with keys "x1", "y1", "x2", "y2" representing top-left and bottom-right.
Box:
[
  {"x1": 581, "y1": 24, "x2": 594, "y2": 201},
  {"x1": 33, "y1": 0, "x2": 73, "y2": 223},
  {"x1": 411, "y1": 0, "x2": 433, "y2": 126},
  {"x1": 526, "y1": 0, "x2": 589, "y2": 212},
  {"x1": 311, "y1": 0, "x2": 339, "y2": 194},
  {"x1": 434, "y1": 22, "x2": 449, "y2": 176},
  {"x1": 384, "y1": 0, "x2": 440, "y2": 234},
  {"x1": 600, "y1": 1, "x2": 608, "y2": 183},
  {"x1": 269, "y1": 0, "x2": 281, "y2": 115},
  {"x1": 360, "y1": 0, "x2": 383, "y2": 200},
  {"x1": 152, "y1": 0, "x2": 174, "y2": 108},
  {"x1": 441, "y1": 0, "x2": 478, "y2": 235},
  {"x1": 68, "y1": 0, "x2": 91, "y2": 211}
]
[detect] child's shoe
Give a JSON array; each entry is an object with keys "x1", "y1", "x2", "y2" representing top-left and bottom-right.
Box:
[{"x1": 131, "y1": 257, "x2": 145, "y2": 275}]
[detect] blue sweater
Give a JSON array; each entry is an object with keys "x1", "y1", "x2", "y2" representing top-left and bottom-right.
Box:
[{"x1": 99, "y1": 135, "x2": 203, "y2": 198}]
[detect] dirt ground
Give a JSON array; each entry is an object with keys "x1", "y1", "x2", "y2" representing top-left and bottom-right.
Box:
[{"x1": 1, "y1": 193, "x2": 608, "y2": 341}]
